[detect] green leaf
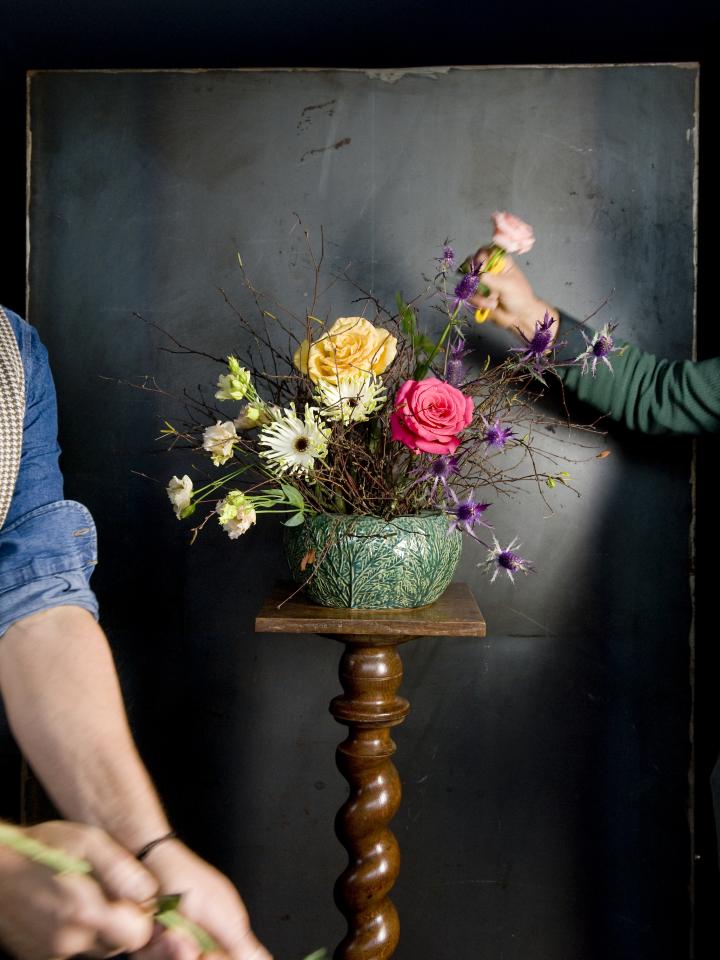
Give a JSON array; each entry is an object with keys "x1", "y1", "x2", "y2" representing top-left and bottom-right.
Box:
[
  {"x1": 396, "y1": 293, "x2": 417, "y2": 337},
  {"x1": 283, "y1": 512, "x2": 305, "y2": 527},
  {"x1": 281, "y1": 484, "x2": 304, "y2": 508},
  {"x1": 546, "y1": 477, "x2": 557, "y2": 489}
]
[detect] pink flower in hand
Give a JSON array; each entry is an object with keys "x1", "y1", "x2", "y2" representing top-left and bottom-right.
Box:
[
  {"x1": 390, "y1": 378, "x2": 474, "y2": 455},
  {"x1": 491, "y1": 211, "x2": 535, "y2": 254}
]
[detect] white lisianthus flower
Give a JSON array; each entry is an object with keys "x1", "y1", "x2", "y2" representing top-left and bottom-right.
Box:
[
  {"x1": 166, "y1": 475, "x2": 193, "y2": 518},
  {"x1": 258, "y1": 404, "x2": 330, "y2": 477},
  {"x1": 314, "y1": 372, "x2": 387, "y2": 424},
  {"x1": 215, "y1": 356, "x2": 254, "y2": 401},
  {"x1": 203, "y1": 420, "x2": 238, "y2": 466},
  {"x1": 216, "y1": 490, "x2": 257, "y2": 539}
]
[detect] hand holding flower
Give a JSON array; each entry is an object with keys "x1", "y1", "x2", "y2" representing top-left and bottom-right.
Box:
[{"x1": 468, "y1": 253, "x2": 559, "y2": 344}]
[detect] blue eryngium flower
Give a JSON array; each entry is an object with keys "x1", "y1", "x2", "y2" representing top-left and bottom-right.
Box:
[
  {"x1": 447, "y1": 490, "x2": 492, "y2": 534},
  {"x1": 575, "y1": 322, "x2": 620, "y2": 376},
  {"x1": 509, "y1": 311, "x2": 558, "y2": 373},
  {"x1": 481, "y1": 417, "x2": 515, "y2": 449},
  {"x1": 446, "y1": 337, "x2": 471, "y2": 387},
  {"x1": 413, "y1": 454, "x2": 461, "y2": 500},
  {"x1": 482, "y1": 535, "x2": 531, "y2": 583},
  {"x1": 438, "y1": 245, "x2": 455, "y2": 271},
  {"x1": 452, "y1": 264, "x2": 481, "y2": 312}
]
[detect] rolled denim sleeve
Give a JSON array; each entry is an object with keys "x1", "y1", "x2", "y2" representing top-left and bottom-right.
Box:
[
  {"x1": 0, "y1": 309, "x2": 99, "y2": 638},
  {"x1": 0, "y1": 500, "x2": 99, "y2": 637}
]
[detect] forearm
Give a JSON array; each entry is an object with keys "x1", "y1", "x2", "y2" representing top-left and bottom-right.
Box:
[
  {"x1": 0, "y1": 605, "x2": 169, "y2": 851},
  {"x1": 556, "y1": 315, "x2": 720, "y2": 435}
]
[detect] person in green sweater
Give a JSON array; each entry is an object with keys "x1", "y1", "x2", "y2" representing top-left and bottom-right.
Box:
[
  {"x1": 467, "y1": 252, "x2": 720, "y2": 435},
  {"x1": 468, "y1": 248, "x2": 720, "y2": 865}
]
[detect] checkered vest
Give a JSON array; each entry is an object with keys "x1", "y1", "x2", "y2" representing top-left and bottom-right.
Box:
[{"x1": 0, "y1": 306, "x2": 25, "y2": 530}]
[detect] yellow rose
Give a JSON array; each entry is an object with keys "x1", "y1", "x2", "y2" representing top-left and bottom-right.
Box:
[{"x1": 294, "y1": 317, "x2": 397, "y2": 384}]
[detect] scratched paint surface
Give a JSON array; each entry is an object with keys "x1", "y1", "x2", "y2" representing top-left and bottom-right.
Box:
[{"x1": 25, "y1": 66, "x2": 696, "y2": 958}]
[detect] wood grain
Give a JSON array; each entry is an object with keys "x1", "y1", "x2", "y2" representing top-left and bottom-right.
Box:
[{"x1": 254, "y1": 582, "x2": 486, "y2": 638}]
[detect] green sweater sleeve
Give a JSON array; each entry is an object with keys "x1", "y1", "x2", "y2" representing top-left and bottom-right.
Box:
[{"x1": 555, "y1": 314, "x2": 720, "y2": 435}]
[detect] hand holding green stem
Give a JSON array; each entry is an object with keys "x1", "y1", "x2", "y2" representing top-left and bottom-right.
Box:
[
  {"x1": 414, "y1": 244, "x2": 506, "y2": 381},
  {"x1": 0, "y1": 825, "x2": 324, "y2": 958}
]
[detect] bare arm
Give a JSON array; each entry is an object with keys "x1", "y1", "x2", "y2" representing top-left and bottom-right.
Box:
[
  {"x1": 0, "y1": 606, "x2": 169, "y2": 849},
  {"x1": 0, "y1": 606, "x2": 272, "y2": 960}
]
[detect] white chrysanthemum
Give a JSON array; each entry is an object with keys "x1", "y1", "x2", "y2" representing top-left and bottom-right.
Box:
[
  {"x1": 166, "y1": 475, "x2": 193, "y2": 518},
  {"x1": 314, "y1": 372, "x2": 387, "y2": 424},
  {"x1": 203, "y1": 420, "x2": 238, "y2": 466},
  {"x1": 217, "y1": 490, "x2": 257, "y2": 539},
  {"x1": 258, "y1": 404, "x2": 330, "y2": 476}
]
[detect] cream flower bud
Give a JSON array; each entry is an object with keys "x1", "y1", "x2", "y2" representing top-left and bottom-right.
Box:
[{"x1": 166, "y1": 475, "x2": 193, "y2": 518}]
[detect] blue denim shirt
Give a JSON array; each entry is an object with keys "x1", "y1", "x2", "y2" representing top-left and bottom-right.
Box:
[{"x1": 0, "y1": 307, "x2": 99, "y2": 637}]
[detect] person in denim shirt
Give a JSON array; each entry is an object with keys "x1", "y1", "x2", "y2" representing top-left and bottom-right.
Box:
[
  {"x1": 0, "y1": 308, "x2": 271, "y2": 960},
  {"x1": 0, "y1": 308, "x2": 100, "y2": 635}
]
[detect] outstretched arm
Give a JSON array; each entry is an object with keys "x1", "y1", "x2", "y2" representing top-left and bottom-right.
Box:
[{"x1": 469, "y1": 251, "x2": 720, "y2": 436}]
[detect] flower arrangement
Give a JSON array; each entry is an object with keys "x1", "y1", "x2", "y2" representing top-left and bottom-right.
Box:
[{"x1": 157, "y1": 212, "x2": 612, "y2": 586}]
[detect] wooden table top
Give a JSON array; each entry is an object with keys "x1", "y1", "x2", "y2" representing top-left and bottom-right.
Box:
[{"x1": 255, "y1": 582, "x2": 486, "y2": 637}]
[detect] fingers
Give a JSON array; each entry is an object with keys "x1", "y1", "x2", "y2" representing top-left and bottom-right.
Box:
[
  {"x1": 134, "y1": 925, "x2": 208, "y2": 960},
  {"x1": 29, "y1": 821, "x2": 158, "y2": 903},
  {"x1": 473, "y1": 268, "x2": 513, "y2": 297},
  {"x1": 472, "y1": 248, "x2": 515, "y2": 272},
  {"x1": 470, "y1": 293, "x2": 499, "y2": 311},
  {"x1": 81, "y1": 828, "x2": 159, "y2": 904},
  {"x1": 49, "y1": 874, "x2": 154, "y2": 958},
  {"x1": 80, "y1": 898, "x2": 155, "y2": 956}
]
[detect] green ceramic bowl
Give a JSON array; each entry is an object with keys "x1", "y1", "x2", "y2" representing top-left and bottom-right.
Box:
[{"x1": 284, "y1": 512, "x2": 461, "y2": 609}]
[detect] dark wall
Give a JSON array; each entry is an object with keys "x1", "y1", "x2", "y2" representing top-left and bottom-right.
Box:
[{"x1": 1, "y1": 3, "x2": 720, "y2": 959}]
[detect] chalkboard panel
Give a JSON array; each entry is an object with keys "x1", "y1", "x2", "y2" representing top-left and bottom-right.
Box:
[{"x1": 27, "y1": 66, "x2": 696, "y2": 958}]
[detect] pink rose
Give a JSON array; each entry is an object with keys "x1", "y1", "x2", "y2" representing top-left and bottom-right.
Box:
[
  {"x1": 491, "y1": 211, "x2": 535, "y2": 255},
  {"x1": 390, "y1": 378, "x2": 474, "y2": 455}
]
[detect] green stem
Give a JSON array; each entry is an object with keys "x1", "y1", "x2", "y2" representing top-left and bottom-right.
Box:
[{"x1": 414, "y1": 306, "x2": 460, "y2": 381}]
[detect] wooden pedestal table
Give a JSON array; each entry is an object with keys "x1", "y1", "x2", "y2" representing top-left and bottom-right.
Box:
[{"x1": 255, "y1": 582, "x2": 486, "y2": 960}]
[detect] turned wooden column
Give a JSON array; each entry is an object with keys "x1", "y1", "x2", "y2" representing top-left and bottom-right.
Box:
[
  {"x1": 330, "y1": 638, "x2": 411, "y2": 959},
  {"x1": 255, "y1": 583, "x2": 485, "y2": 960}
]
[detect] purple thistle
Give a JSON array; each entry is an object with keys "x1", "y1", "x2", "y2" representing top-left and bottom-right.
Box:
[
  {"x1": 447, "y1": 489, "x2": 492, "y2": 535},
  {"x1": 482, "y1": 535, "x2": 531, "y2": 584},
  {"x1": 481, "y1": 416, "x2": 515, "y2": 449},
  {"x1": 446, "y1": 336, "x2": 471, "y2": 387},
  {"x1": 575, "y1": 322, "x2": 620, "y2": 376},
  {"x1": 451, "y1": 263, "x2": 481, "y2": 313},
  {"x1": 509, "y1": 311, "x2": 559, "y2": 372},
  {"x1": 412, "y1": 454, "x2": 461, "y2": 501},
  {"x1": 439, "y1": 245, "x2": 455, "y2": 271}
]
